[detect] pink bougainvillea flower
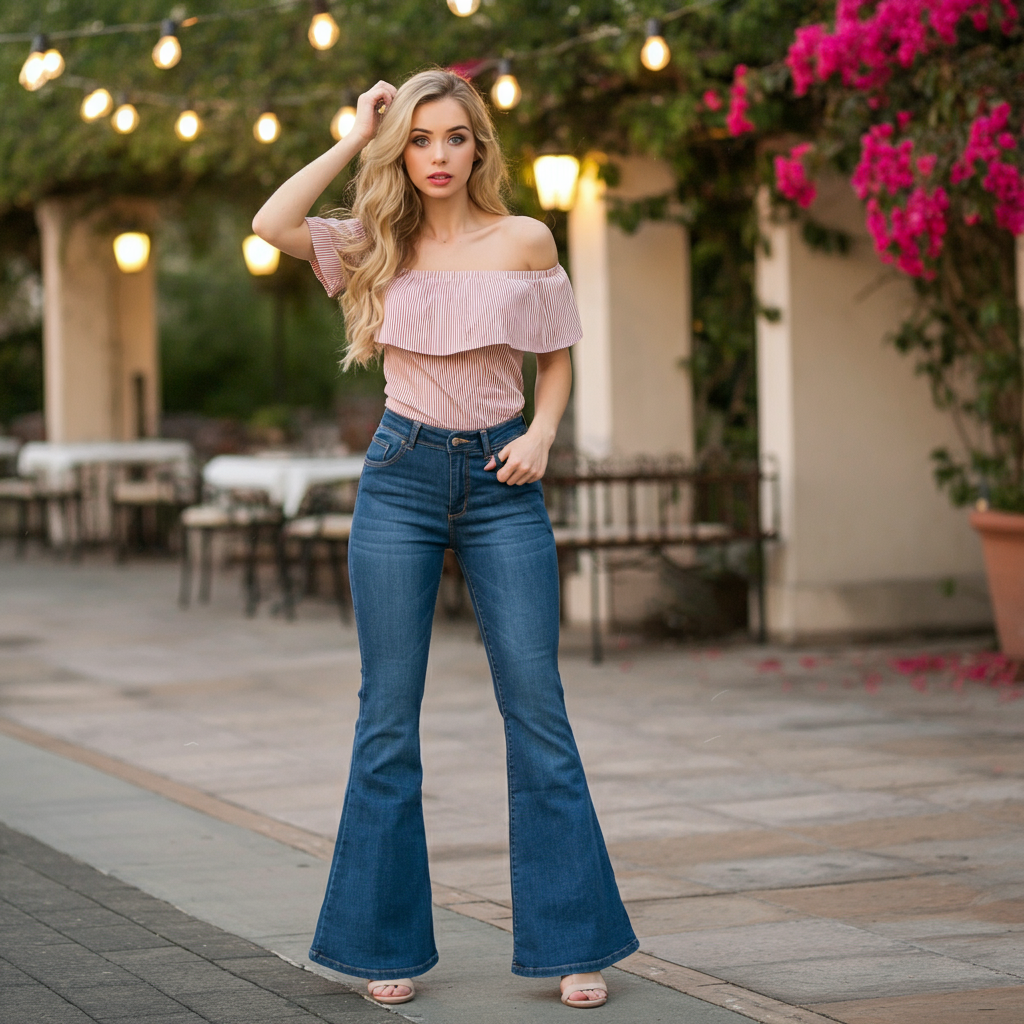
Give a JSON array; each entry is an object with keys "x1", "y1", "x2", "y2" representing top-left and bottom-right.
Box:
[
  {"x1": 703, "y1": 89, "x2": 723, "y2": 111},
  {"x1": 727, "y1": 64, "x2": 755, "y2": 135},
  {"x1": 775, "y1": 142, "x2": 818, "y2": 207}
]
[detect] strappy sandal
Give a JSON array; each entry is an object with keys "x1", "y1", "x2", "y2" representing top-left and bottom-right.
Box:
[
  {"x1": 560, "y1": 974, "x2": 608, "y2": 1008},
  {"x1": 366, "y1": 978, "x2": 415, "y2": 1005}
]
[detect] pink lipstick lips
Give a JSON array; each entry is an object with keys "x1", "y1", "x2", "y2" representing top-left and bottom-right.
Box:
[{"x1": 427, "y1": 173, "x2": 452, "y2": 184}]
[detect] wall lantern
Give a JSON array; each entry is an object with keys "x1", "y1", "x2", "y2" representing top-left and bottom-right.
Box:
[
  {"x1": 152, "y1": 20, "x2": 182, "y2": 69},
  {"x1": 243, "y1": 234, "x2": 280, "y2": 276},
  {"x1": 309, "y1": 0, "x2": 340, "y2": 49},
  {"x1": 80, "y1": 88, "x2": 114, "y2": 123},
  {"x1": 533, "y1": 155, "x2": 580, "y2": 211},
  {"x1": 113, "y1": 232, "x2": 151, "y2": 273},
  {"x1": 254, "y1": 110, "x2": 281, "y2": 143},
  {"x1": 330, "y1": 104, "x2": 357, "y2": 141},
  {"x1": 447, "y1": 0, "x2": 480, "y2": 16},
  {"x1": 641, "y1": 19, "x2": 671, "y2": 72}
]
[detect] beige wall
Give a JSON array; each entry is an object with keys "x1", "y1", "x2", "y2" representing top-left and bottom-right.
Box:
[
  {"x1": 756, "y1": 179, "x2": 992, "y2": 639},
  {"x1": 36, "y1": 198, "x2": 160, "y2": 443},
  {"x1": 566, "y1": 156, "x2": 693, "y2": 624}
]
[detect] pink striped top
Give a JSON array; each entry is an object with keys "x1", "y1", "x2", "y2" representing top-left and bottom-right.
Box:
[{"x1": 306, "y1": 216, "x2": 581, "y2": 430}]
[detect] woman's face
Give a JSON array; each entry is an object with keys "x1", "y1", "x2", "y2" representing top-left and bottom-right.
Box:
[{"x1": 403, "y1": 97, "x2": 478, "y2": 198}]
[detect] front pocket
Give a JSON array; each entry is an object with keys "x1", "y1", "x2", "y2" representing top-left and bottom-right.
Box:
[{"x1": 363, "y1": 426, "x2": 409, "y2": 467}]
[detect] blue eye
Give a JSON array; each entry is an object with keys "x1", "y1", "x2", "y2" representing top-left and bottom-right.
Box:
[{"x1": 449, "y1": 135, "x2": 465, "y2": 144}]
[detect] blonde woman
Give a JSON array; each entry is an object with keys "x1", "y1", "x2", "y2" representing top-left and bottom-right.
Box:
[{"x1": 253, "y1": 68, "x2": 637, "y2": 1009}]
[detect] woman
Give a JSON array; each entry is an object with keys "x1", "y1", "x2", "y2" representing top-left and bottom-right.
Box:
[{"x1": 252, "y1": 68, "x2": 637, "y2": 1009}]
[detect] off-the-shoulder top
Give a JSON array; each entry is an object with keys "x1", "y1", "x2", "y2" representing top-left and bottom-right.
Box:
[{"x1": 306, "y1": 216, "x2": 581, "y2": 430}]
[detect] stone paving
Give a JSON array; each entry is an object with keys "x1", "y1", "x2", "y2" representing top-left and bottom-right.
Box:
[{"x1": 1, "y1": 553, "x2": 1023, "y2": 1023}]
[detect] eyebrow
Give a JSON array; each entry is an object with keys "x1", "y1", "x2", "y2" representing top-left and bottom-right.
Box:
[{"x1": 409, "y1": 124, "x2": 471, "y2": 134}]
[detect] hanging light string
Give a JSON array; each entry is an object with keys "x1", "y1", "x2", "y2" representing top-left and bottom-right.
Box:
[{"x1": 9, "y1": 0, "x2": 723, "y2": 136}]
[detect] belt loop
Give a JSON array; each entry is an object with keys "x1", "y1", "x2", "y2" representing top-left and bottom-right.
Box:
[
  {"x1": 408, "y1": 420, "x2": 422, "y2": 448},
  {"x1": 479, "y1": 427, "x2": 492, "y2": 459}
]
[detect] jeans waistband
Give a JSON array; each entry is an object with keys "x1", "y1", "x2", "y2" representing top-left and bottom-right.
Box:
[{"x1": 379, "y1": 409, "x2": 527, "y2": 458}]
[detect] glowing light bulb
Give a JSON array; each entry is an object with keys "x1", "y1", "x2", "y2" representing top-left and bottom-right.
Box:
[
  {"x1": 243, "y1": 235, "x2": 281, "y2": 276},
  {"x1": 112, "y1": 103, "x2": 140, "y2": 134},
  {"x1": 641, "y1": 20, "x2": 670, "y2": 72},
  {"x1": 254, "y1": 111, "x2": 281, "y2": 143},
  {"x1": 330, "y1": 105, "x2": 357, "y2": 141},
  {"x1": 533, "y1": 155, "x2": 580, "y2": 211},
  {"x1": 113, "y1": 232, "x2": 150, "y2": 273},
  {"x1": 447, "y1": 0, "x2": 480, "y2": 16},
  {"x1": 309, "y1": 1, "x2": 340, "y2": 50},
  {"x1": 153, "y1": 21, "x2": 182, "y2": 69},
  {"x1": 41, "y1": 48, "x2": 64, "y2": 81},
  {"x1": 19, "y1": 37, "x2": 48, "y2": 92},
  {"x1": 81, "y1": 88, "x2": 114, "y2": 123},
  {"x1": 175, "y1": 109, "x2": 202, "y2": 141},
  {"x1": 490, "y1": 61, "x2": 521, "y2": 110}
]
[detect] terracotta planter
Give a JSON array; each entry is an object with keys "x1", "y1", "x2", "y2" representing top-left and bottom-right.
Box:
[{"x1": 970, "y1": 508, "x2": 1024, "y2": 658}]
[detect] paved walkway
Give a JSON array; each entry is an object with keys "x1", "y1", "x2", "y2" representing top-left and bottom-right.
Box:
[{"x1": 1, "y1": 554, "x2": 1023, "y2": 1023}]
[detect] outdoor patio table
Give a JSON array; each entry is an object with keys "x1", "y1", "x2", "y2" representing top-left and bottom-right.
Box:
[
  {"x1": 202, "y1": 455, "x2": 364, "y2": 517},
  {"x1": 18, "y1": 440, "x2": 194, "y2": 489}
]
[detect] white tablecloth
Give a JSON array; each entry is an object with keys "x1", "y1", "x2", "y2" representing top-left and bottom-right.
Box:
[
  {"x1": 203, "y1": 455, "x2": 364, "y2": 516},
  {"x1": 18, "y1": 440, "x2": 195, "y2": 487}
]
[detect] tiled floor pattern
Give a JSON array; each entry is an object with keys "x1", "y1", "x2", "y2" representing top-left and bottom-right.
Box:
[{"x1": 1, "y1": 556, "x2": 1022, "y2": 1022}]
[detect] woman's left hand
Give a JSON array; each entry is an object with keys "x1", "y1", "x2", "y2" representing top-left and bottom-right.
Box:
[{"x1": 485, "y1": 429, "x2": 551, "y2": 485}]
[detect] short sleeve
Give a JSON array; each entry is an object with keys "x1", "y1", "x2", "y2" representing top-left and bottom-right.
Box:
[
  {"x1": 535, "y1": 264, "x2": 582, "y2": 353},
  {"x1": 305, "y1": 217, "x2": 363, "y2": 298}
]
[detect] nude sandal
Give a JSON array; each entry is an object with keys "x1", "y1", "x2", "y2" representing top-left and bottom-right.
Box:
[
  {"x1": 366, "y1": 978, "x2": 415, "y2": 1005},
  {"x1": 560, "y1": 976, "x2": 608, "y2": 1008}
]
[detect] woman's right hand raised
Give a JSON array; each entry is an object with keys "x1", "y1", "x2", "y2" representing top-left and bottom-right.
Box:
[{"x1": 351, "y1": 81, "x2": 397, "y2": 144}]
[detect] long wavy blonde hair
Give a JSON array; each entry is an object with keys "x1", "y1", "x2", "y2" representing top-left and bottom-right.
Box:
[{"x1": 333, "y1": 69, "x2": 510, "y2": 369}]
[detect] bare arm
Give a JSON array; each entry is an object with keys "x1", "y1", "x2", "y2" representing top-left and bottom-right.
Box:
[
  {"x1": 489, "y1": 349, "x2": 573, "y2": 485},
  {"x1": 251, "y1": 81, "x2": 396, "y2": 260}
]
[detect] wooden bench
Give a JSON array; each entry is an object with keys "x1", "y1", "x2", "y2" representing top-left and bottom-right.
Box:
[{"x1": 543, "y1": 461, "x2": 779, "y2": 662}]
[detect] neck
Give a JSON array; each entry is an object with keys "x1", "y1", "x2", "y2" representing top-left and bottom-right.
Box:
[{"x1": 419, "y1": 190, "x2": 479, "y2": 242}]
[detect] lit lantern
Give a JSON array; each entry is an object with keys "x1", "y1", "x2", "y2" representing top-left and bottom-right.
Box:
[
  {"x1": 242, "y1": 235, "x2": 280, "y2": 276},
  {"x1": 113, "y1": 232, "x2": 150, "y2": 273},
  {"x1": 175, "y1": 109, "x2": 202, "y2": 141},
  {"x1": 112, "y1": 102, "x2": 140, "y2": 134},
  {"x1": 309, "y1": 0, "x2": 340, "y2": 49},
  {"x1": 641, "y1": 19, "x2": 671, "y2": 72},
  {"x1": 533, "y1": 155, "x2": 580, "y2": 211},
  {"x1": 152, "y1": 20, "x2": 182, "y2": 69},
  {"x1": 491, "y1": 60, "x2": 521, "y2": 111},
  {"x1": 80, "y1": 88, "x2": 114, "y2": 123},
  {"x1": 19, "y1": 36, "x2": 49, "y2": 92},
  {"x1": 330, "y1": 104, "x2": 357, "y2": 141},
  {"x1": 254, "y1": 110, "x2": 281, "y2": 143},
  {"x1": 447, "y1": 0, "x2": 480, "y2": 16}
]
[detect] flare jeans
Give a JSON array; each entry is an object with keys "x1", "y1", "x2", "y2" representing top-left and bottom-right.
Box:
[{"x1": 308, "y1": 410, "x2": 638, "y2": 980}]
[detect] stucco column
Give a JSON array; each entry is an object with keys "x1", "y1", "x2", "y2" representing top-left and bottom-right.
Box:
[
  {"x1": 36, "y1": 197, "x2": 160, "y2": 443},
  {"x1": 755, "y1": 178, "x2": 991, "y2": 641},
  {"x1": 565, "y1": 156, "x2": 693, "y2": 624}
]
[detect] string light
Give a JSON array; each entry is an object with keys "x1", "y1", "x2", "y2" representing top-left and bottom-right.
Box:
[
  {"x1": 112, "y1": 101, "x2": 140, "y2": 134},
  {"x1": 309, "y1": 0, "x2": 340, "y2": 49},
  {"x1": 640, "y1": 19, "x2": 671, "y2": 71},
  {"x1": 533, "y1": 154, "x2": 580, "y2": 211},
  {"x1": 152, "y1": 20, "x2": 182, "y2": 69},
  {"x1": 243, "y1": 234, "x2": 281, "y2": 275},
  {"x1": 491, "y1": 60, "x2": 521, "y2": 111},
  {"x1": 446, "y1": 0, "x2": 480, "y2": 16},
  {"x1": 175, "y1": 108, "x2": 202, "y2": 140},
  {"x1": 254, "y1": 110, "x2": 281, "y2": 143},
  {"x1": 330, "y1": 104, "x2": 357, "y2": 140},
  {"x1": 113, "y1": 232, "x2": 150, "y2": 273},
  {"x1": 19, "y1": 35, "x2": 63, "y2": 91},
  {"x1": 80, "y1": 88, "x2": 114, "y2": 122}
]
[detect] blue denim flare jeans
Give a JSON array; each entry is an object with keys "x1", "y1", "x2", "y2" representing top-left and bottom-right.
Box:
[{"x1": 308, "y1": 410, "x2": 638, "y2": 980}]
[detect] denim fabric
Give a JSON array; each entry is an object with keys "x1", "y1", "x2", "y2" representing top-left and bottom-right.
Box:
[{"x1": 308, "y1": 410, "x2": 638, "y2": 980}]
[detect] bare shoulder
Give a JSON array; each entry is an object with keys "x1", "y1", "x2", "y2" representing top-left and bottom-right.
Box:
[{"x1": 500, "y1": 216, "x2": 558, "y2": 271}]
